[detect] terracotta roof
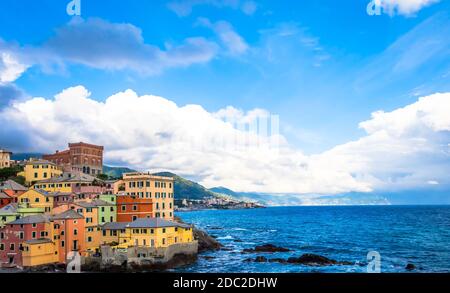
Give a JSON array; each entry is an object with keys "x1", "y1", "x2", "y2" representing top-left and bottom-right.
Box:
[
  {"x1": 0, "y1": 191, "x2": 11, "y2": 199},
  {"x1": 25, "y1": 159, "x2": 56, "y2": 166}
]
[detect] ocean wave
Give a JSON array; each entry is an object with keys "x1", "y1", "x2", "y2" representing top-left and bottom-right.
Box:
[{"x1": 217, "y1": 235, "x2": 234, "y2": 240}]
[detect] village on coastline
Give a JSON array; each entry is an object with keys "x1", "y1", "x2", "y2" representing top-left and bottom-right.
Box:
[{"x1": 0, "y1": 143, "x2": 221, "y2": 272}]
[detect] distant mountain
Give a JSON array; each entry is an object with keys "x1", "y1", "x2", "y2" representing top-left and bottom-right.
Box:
[
  {"x1": 154, "y1": 172, "x2": 219, "y2": 200},
  {"x1": 11, "y1": 153, "x2": 43, "y2": 161},
  {"x1": 209, "y1": 187, "x2": 391, "y2": 206},
  {"x1": 103, "y1": 165, "x2": 137, "y2": 179}
]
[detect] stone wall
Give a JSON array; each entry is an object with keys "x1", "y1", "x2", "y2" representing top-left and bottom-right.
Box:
[{"x1": 100, "y1": 241, "x2": 198, "y2": 271}]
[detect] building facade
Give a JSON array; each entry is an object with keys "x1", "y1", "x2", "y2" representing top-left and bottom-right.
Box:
[
  {"x1": 117, "y1": 173, "x2": 175, "y2": 221},
  {"x1": 43, "y1": 142, "x2": 104, "y2": 176},
  {"x1": 0, "y1": 149, "x2": 12, "y2": 169},
  {"x1": 19, "y1": 159, "x2": 63, "y2": 186}
]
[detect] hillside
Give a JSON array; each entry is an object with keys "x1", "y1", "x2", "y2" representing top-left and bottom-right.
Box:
[
  {"x1": 103, "y1": 165, "x2": 137, "y2": 179},
  {"x1": 153, "y1": 172, "x2": 219, "y2": 200}
]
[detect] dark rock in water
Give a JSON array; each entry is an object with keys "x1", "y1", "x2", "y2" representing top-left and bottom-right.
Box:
[
  {"x1": 286, "y1": 254, "x2": 353, "y2": 266},
  {"x1": 234, "y1": 239, "x2": 244, "y2": 243},
  {"x1": 255, "y1": 256, "x2": 268, "y2": 263},
  {"x1": 202, "y1": 256, "x2": 216, "y2": 260},
  {"x1": 242, "y1": 244, "x2": 291, "y2": 253},
  {"x1": 269, "y1": 258, "x2": 287, "y2": 264},
  {"x1": 405, "y1": 263, "x2": 416, "y2": 271}
]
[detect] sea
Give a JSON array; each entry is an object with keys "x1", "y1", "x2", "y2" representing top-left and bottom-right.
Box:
[{"x1": 175, "y1": 206, "x2": 450, "y2": 273}]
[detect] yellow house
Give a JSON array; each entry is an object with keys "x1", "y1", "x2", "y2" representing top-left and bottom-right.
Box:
[
  {"x1": 19, "y1": 160, "x2": 62, "y2": 186},
  {"x1": 18, "y1": 190, "x2": 54, "y2": 213},
  {"x1": 32, "y1": 172, "x2": 103, "y2": 194},
  {"x1": 115, "y1": 218, "x2": 194, "y2": 249},
  {"x1": 101, "y1": 222, "x2": 128, "y2": 245},
  {"x1": 22, "y1": 239, "x2": 59, "y2": 267}
]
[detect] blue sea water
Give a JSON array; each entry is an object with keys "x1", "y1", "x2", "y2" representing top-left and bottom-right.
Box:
[{"x1": 176, "y1": 206, "x2": 450, "y2": 273}]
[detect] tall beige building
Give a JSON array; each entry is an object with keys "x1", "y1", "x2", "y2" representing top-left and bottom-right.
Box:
[
  {"x1": 116, "y1": 172, "x2": 175, "y2": 220},
  {"x1": 0, "y1": 149, "x2": 12, "y2": 169}
]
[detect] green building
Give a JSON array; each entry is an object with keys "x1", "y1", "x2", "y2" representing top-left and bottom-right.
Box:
[
  {"x1": 0, "y1": 203, "x2": 45, "y2": 228},
  {"x1": 92, "y1": 198, "x2": 116, "y2": 225}
]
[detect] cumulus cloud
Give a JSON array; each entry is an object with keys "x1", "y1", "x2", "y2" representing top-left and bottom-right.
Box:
[
  {"x1": 197, "y1": 18, "x2": 249, "y2": 55},
  {"x1": 168, "y1": 0, "x2": 258, "y2": 17},
  {"x1": 377, "y1": 0, "x2": 440, "y2": 16},
  {"x1": 1, "y1": 86, "x2": 449, "y2": 195}
]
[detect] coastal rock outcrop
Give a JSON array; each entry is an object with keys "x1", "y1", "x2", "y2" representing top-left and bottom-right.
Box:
[
  {"x1": 242, "y1": 244, "x2": 291, "y2": 253},
  {"x1": 194, "y1": 228, "x2": 223, "y2": 252},
  {"x1": 244, "y1": 253, "x2": 354, "y2": 266},
  {"x1": 405, "y1": 263, "x2": 416, "y2": 271}
]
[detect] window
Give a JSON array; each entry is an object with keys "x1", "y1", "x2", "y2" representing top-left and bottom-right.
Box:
[
  {"x1": 132, "y1": 205, "x2": 137, "y2": 211},
  {"x1": 40, "y1": 231, "x2": 46, "y2": 237},
  {"x1": 61, "y1": 241, "x2": 65, "y2": 247},
  {"x1": 0, "y1": 232, "x2": 4, "y2": 239},
  {"x1": 121, "y1": 205, "x2": 126, "y2": 211},
  {"x1": 88, "y1": 237, "x2": 92, "y2": 242},
  {"x1": 132, "y1": 216, "x2": 137, "y2": 221},
  {"x1": 110, "y1": 207, "x2": 114, "y2": 212},
  {"x1": 10, "y1": 243, "x2": 15, "y2": 251},
  {"x1": 0, "y1": 243, "x2": 4, "y2": 250},
  {"x1": 43, "y1": 172, "x2": 48, "y2": 178},
  {"x1": 34, "y1": 172, "x2": 38, "y2": 178},
  {"x1": 162, "y1": 228, "x2": 166, "y2": 233},
  {"x1": 32, "y1": 232, "x2": 36, "y2": 239},
  {"x1": 101, "y1": 217, "x2": 105, "y2": 223},
  {"x1": 162, "y1": 238, "x2": 166, "y2": 245},
  {"x1": 35, "y1": 198, "x2": 40, "y2": 203},
  {"x1": 101, "y1": 207, "x2": 105, "y2": 212},
  {"x1": 74, "y1": 229, "x2": 78, "y2": 235}
]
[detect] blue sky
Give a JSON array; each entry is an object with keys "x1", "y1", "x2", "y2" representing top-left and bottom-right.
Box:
[{"x1": 1, "y1": 0, "x2": 449, "y2": 198}]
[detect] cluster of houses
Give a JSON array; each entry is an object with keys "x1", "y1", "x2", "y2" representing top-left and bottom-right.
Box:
[{"x1": 0, "y1": 143, "x2": 194, "y2": 269}]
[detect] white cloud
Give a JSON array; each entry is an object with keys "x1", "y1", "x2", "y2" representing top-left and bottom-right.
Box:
[
  {"x1": 379, "y1": 0, "x2": 440, "y2": 16},
  {"x1": 1, "y1": 87, "x2": 449, "y2": 195},
  {"x1": 0, "y1": 18, "x2": 219, "y2": 78},
  {"x1": 198, "y1": 18, "x2": 249, "y2": 55}
]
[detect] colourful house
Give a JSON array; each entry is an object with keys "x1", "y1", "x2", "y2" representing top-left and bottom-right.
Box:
[
  {"x1": 91, "y1": 199, "x2": 116, "y2": 225},
  {"x1": 116, "y1": 218, "x2": 194, "y2": 249},
  {"x1": 0, "y1": 215, "x2": 53, "y2": 267},
  {"x1": 99, "y1": 194, "x2": 117, "y2": 205},
  {"x1": 0, "y1": 180, "x2": 28, "y2": 202},
  {"x1": 52, "y1": 202, "x2": 101, "y2": 255},
  {"x1": 18, "y1": 159, "x2": 63, "y2": 186},
  {"x1": 22, "y1": 239, "x2": 58, "y2": 268},
  {"x1": 52, "y1": 209, "x2": 85, "y2": 264},
  {"x1": 18, "y1": 190, "x2": 54, "y2": 213},
  {"x1": 0, "y1": 191, "x2": 12, "y2": 209},
  {"x1": 32, "y1": 172, "x2": 106, "y2": 194},
  {"x1": 101, "y1": 222, "x2": 127, "y2": 245},
  {"x1": 0, "y1": 203, "x2": 45, "y2": 228}
]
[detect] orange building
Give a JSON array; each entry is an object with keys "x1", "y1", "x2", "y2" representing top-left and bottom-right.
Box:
[
  {"x1": 116, "y1": 173, "x2": 174, "y2": 221},
  {"x1": 51, "y1": 209, "x2": 85, "y2": 263},
  {"x1": 116, "y1": 194, "x2": 153, "y2": 222},
  {"x1": 52, "y1": 202, "x2": 101, "y2": 254},
  {"x1": 43, "y1": 142, "x2": 104, "y2": 176}
]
